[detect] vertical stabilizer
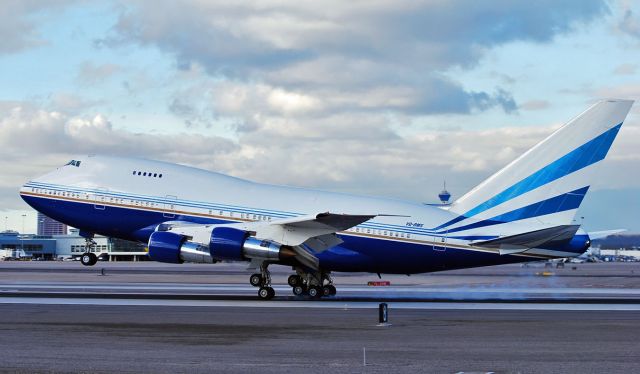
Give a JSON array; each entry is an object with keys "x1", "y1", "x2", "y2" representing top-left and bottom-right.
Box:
[{"x1": 443, "y1": 99, "x2": 633, "y2": 236}]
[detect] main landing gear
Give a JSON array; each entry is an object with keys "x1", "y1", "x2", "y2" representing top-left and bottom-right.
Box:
[
  {"x1": 80, "y1": 237, "x2": 98, "y2": 266},
  {"x1": 248, "y1": 264, "x2": 337, "y2": 300},
  {"x1": 249, "y1": 262, "x2": 275, "y2": 300},
  {"x1": 288, "y1": 268, "x2": 336, "y2": 299}
]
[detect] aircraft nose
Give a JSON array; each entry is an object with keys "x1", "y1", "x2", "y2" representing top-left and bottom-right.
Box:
[{"x1": 19, "y1": 182, "x2": 33, "y2": 203}]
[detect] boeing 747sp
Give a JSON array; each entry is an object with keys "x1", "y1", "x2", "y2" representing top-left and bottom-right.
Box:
[{"x1": 20, "y1": 99, "x2": 634, "y2": 299}]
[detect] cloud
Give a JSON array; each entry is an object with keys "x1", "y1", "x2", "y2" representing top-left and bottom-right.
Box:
[
  {"x1": 76, "y1": 61, "x2": 121, "y2": 85},
  {"x1": 103, "y1": 1, "x2": 607, "y2": 117},
  {"x1": 520, "y1": 100, "x2": 551, "y2": 111},
  {"x1": 593, "y1": 83, "x2": 640, "y2": 99},
  {"x1": 0, "y1": 0, "x2": 75, "y2": 55},
  {"x1": 47, "y1": 92, "x2": 103, "y2": 114},
  {"x1": 619, "y1": 7, "x2": 640, "y2": 39}
]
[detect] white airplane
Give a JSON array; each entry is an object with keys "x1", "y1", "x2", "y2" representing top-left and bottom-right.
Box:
[{"x1": 19, "y1": 99, "x2": 633, "y2": 299}]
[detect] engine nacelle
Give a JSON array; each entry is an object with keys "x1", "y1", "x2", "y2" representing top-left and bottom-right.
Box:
[
  {"x1": 209, "y1": 226, "x2": 295, "y2": 261},
  {"x1": 147, "y1": 227, "x2": 295, "y2": 264},
  {"x1": 209, "y1": 227, "x2": 249, "y2": 261},
  {"x1": 147, "y1": 231, "x2": 187, "y2": 264},
  {"x1": 148, "y1": 231, "x2": 215, "y2": 264}
]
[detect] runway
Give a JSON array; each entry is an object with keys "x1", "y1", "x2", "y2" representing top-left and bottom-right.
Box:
[
  {"x1": 2, "y1": 261, "x2": 640, "y2": 308},
  {"x1": 2, "y1": 304, "x2": 640, "y2": 373},
  {"x1": 3, "y1": 283, "x2": 640, "y2": 311},
  {"x1": 1, "y1": 262, "x2": 640, "y2": 373}
]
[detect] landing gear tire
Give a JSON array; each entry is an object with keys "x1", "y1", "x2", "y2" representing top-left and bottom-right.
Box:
[
  {"x1": 323, "y1": 285, "x2": 336, "y2": 297},
  {"x1": 258, "y1": 286, "x2": 275, "y2": 300},
  {"x1": 80, "y1": 253, "x2": 97, "y2": 266},
  {"x1": 292, "y1": 285, "x2": 306, "y2": 296},
  {"x1": 308, "y1": 285, "x2": 322, "y2": 299},
  {"x1": 287, "y1": 275, "x2": 301, "y2": 287},
  {"x1": 250, "y1": 273, "x2": 263, "y2": 287}
]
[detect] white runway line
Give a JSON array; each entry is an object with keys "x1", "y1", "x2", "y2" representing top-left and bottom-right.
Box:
[
  {"x1": 3, "y1": 283, "x2": 640, "y2": 293},
  {"x1": 2, "y1": 297, "x2": 640, "y2": 311}
]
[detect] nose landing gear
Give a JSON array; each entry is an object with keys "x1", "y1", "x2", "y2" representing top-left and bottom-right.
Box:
[
  {"x1": 80, "y1": 252, "x2": 97, "y2": 266},
  {"x1": 80, "y1": 237, "x2": 98, "y2": 266}
]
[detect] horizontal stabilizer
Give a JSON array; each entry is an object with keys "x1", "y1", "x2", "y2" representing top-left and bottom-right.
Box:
[
  {"x1": 498, "y1": 247, "x2": 530, "y2": 255},
  {"x1": 474, "y1": 225, "x2": 580, "y2": 252},
  {"x1": 588, "y1": 229, "x2": 627, "y2": 240}
]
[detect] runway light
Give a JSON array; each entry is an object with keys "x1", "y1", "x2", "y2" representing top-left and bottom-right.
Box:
[{"x1": 536, "y1": 271, "x2": 555, "y2": 276}]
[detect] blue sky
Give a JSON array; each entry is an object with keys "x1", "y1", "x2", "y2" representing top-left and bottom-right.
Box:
[{"x1": 1, "y1": 0, "x2": 639, "y2": 233}]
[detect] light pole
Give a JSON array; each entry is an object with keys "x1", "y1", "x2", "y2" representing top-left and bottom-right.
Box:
[
  {"x1": 21, "y1": 214, "x2": 26, "y2": 257},
  {"x1": 4, "y1": 216, "x2": 7, "y2": 231}
]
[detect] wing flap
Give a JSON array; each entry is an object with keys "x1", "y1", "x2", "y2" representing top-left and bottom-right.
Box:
[{"x1": 250, "y1": 212, "x2": 379, "y2": 248}]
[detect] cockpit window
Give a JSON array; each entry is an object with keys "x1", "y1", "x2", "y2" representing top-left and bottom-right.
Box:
[{"x1": 65, "y1": 160, "x2": 81, "y2": 167}]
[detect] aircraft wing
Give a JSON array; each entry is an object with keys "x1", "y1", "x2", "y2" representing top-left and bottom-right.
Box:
[
  {"x1": 160, "y1": 212, "x2": 386, "y2": 270},
  {"x1": 241, "y1": 212, "x2": 378, "y2": 248},
  {"x1": 238, "y1": 212, "x2": 383, "y2": 270}
]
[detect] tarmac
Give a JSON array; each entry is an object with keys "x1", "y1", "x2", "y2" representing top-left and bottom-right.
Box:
[{"x1": 1, "y1": 261, "x2": 640, "y2": 373}]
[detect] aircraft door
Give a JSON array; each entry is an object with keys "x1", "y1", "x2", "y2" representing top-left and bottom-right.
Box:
[
  {"x1": 163, "y1": 195, "x2": 177, "y2": 218},
  {"x1": 92, "y1": 188, "x2": 107, "y2": 210},
  {"x1": 433, "y1": 230, "x2": 448, "y2": 252}
]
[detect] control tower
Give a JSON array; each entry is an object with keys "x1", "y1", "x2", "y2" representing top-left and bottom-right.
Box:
[{"x1": 438, "y1": 182, "x2": 451, "y2": 205}]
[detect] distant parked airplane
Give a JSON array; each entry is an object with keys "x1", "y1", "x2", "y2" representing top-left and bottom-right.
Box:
[{"x1": 20, "y1": 99, "x2": 633, "y2": 299}]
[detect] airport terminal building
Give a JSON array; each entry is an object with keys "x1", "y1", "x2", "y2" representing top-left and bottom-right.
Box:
[{"x1": 0, "y1": 230, "x2": 147, "y2": 261}]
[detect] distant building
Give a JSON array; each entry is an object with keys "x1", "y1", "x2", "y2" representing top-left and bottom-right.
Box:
[
  {"x1": 37, "y1": 212, "x2": 67, "y2": 236},
  {"x1": 0, "y1": 231, "x2": 56, "y2": 260},
  {"x1": 0, "y1": 230, "x2": 147, "y2": 261}
]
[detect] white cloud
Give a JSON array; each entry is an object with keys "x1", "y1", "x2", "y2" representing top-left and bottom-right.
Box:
[
  {"x1": 105, "y1": 1, "x2": 614, "y2": 116},
  {"x1": 0, "y1": 0, "x2": 75, "y2": 54}
]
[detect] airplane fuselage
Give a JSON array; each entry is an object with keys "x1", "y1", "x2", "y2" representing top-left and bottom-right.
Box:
[{"x1": 19, "y1": 155, "x2": 584, "y2": 274}]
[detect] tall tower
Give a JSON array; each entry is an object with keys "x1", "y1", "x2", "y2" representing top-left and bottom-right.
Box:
[
  {"x1": 37, "y1": 212, "x2": 67, "y2": 236},
  {"x1": 438, "y1": 181, "x2": 451, "y2": 205}
]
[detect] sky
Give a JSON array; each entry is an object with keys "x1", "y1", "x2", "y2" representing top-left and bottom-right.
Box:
[{"x1": 1, "y1": 0, "x2": 639, "y2": 234}]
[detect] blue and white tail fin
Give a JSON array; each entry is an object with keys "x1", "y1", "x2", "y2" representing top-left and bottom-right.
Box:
[{"x1": 441, "y1": 99, "x2": 633, "y2": 238}]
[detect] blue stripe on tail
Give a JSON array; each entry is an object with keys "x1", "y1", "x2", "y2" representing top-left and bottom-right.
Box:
[
  {"x1": 435, "y1": 123, "x2": 621, "y2": 230},
  {"x1": 442, "y1": 186, "x2": 589, "y2": 234}
]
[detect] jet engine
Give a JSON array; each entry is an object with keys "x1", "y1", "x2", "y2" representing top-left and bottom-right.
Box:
[{"x1": 147, "y1": 227, "x2": 295, "y2": 264}]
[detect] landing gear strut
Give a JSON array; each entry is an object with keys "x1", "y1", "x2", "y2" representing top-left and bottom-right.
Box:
[
  {"x1": 250, "y1": 262, "x2": 275, "y2": 300},
  {"x1": 80, "y1": 237, "x2": 98, "y2": 266},
  {"x1": 289, "y1": 268, "x2": 336, "y2": 299}
]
